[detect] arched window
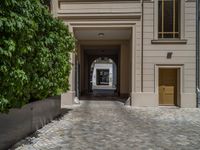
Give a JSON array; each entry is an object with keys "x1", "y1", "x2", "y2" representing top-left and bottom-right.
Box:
[{"x1": 158, "y1": 0, "x2": 180, "y2": 38}]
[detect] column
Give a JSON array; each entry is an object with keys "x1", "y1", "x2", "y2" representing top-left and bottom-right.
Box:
[
  {"x1": 61, "y1": 25, "x2": 76, "y2": 106},
  {"x1": 51, "y1": 0, "x2": 58, "y2": 17},
  {"x1": 131, "y1": 25, "x2": 136, "y2": 105}
]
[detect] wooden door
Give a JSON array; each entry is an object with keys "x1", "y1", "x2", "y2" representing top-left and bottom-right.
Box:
[{"x1": 159, "y1": 68, "x2": 178, "y2": 106}]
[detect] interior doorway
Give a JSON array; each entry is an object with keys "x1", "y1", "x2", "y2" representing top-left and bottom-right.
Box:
[
  {"x1": 89, "y1": 57, "x2": 118, "y2": 96},
  {"x1": 159, "y1": 68, "x2": 180, "y2": 106},
  {"x1": 96, "y1": 69, "x2": 110, "y2": 85}
]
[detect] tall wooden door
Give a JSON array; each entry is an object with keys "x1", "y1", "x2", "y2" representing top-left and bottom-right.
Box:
[{"x1": 159, "y1": 68, "x2": 179, "y2": 106}]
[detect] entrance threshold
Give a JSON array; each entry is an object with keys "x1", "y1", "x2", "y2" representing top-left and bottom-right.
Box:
[
  {"x1": 158, "y1": 106, "x2": 180, "y2": 109},
  {"x1": 79, "y1": 95, "x2": 127, "y2": 103}
]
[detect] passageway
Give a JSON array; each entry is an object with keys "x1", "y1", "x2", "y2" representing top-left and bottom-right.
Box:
[{"x1": 73, "y1": 27, "x2": 132, "y2": 101}]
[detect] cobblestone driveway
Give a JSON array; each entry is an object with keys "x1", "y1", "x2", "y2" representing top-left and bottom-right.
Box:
[{"x1": 12, "y1": 100, "x2": 200, "y2": 150}]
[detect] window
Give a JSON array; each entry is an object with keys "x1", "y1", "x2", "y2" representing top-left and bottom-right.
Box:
[
  {"x1": 158, "y1": 0, "x2": 180, "y2": 38},
  {"x1": 96, "y1": 69, "x2": 109, "y2": 85}
]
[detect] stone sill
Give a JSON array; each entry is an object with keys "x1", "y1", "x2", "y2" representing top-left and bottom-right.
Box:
[{"x1": 151, "y1": 39, "x2": 187, "y2": 44}]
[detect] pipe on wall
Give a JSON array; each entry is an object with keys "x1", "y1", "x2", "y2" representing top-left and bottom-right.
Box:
[
  {"x1": 141, "y1": 0, "x2": 144, "y2": 92},
  {"x1": 196, "y1": 0, "x2": 199, "y2": 108}
]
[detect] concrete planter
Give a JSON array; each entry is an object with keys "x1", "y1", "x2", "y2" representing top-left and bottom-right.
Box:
[{"x1": 0, "y1": 96, "x2": 61, "y2": 150}]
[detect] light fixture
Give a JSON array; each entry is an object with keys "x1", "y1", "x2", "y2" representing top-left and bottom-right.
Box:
[
  {"x1": 167, "y1": 52, "x2": 173, "y2": 59},
  {"x1": 98, "y1": 33, "x2": 104, "y2": 38}
]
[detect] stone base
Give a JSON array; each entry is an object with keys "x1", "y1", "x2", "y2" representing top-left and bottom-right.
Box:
[
  {"x1": 131, "y1": 92, "x2": 196, "y2": 108},
  {"x1": 61, "y1": 91, "x2": 76, "y2": 106},
  {"x1": 181, "y1": 93, "x2": 196, "y2": 108},
  {"x1": 0, "y1": 96, "x2": 61, "y2": 150},
  {"x1": 131, "y1": 92, "x2": 158, "y2": 107}
]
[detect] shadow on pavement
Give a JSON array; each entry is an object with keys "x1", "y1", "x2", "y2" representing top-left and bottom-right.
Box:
[{"x1": 80, "y1": 95, "x2": 129, "y2": 104}]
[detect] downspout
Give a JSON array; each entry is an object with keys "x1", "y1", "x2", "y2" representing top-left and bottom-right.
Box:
[
  {"x1": 196, "y1": 0, "x2": 199, "y2": 108},
  {"x1": 74, "y1": 59, "x2": 80, "y2": 104},
  {"x1": 141, "y1": 0, "x2": 144, "y2": 92}
]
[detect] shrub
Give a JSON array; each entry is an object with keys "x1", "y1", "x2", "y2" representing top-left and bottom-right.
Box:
[{"x1": 0, "y1": 0, "x2": 75, "y2": 112}]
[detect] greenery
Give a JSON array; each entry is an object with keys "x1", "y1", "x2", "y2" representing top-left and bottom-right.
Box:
[{"x1": 0, "y1": 0, "x2": 75, "y2": 112}]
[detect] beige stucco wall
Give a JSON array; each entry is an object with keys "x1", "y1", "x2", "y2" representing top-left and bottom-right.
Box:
[
  {"x1": 142, "y1": 1, "x2": 196, "y2": 93},
  {"x1": 52, "y1": 0, "x2": 196, "y2": 107},
  {"x1": 56, "y1": 0, "x2": 141, "y2": 18},
  {"x1": 134, "y1": 1, "x2": 196, "y2": 107}
]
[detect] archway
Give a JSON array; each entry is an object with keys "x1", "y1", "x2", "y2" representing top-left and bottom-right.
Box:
[
  {"x1": 89, "y1": 57, "x2": 118, "y2": 96},
  {"x1": 73, "y1": 29, "x2": 132, "y2": 101}
]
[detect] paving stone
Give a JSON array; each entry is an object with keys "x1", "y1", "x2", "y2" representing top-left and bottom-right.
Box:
[{"x1": 11, "y1": 101, "x2": 200, "y2": 150}]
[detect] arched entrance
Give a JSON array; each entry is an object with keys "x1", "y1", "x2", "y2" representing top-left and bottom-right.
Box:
[
  {"x1": 78, "y1": 45, "x2": 121, "y2": 98},
  {"x1": 89, "y1": 57, "x2": 118, "y2": 96},
  {"x1": 72, "y1": 27, "x2": 133, "y2": 102}
]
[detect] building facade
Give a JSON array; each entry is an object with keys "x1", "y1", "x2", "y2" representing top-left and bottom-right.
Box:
[{"x1": 51, "y1": 0, "x2": 197, "y2": 107}]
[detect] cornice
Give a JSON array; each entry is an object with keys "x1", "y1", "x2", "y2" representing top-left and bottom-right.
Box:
[
  {"x1": 59, "y1": 0, "x2": 194, "y2": 1},
  {"x1": 143, "y1": 0, "x2": 196, "y2": 2}
]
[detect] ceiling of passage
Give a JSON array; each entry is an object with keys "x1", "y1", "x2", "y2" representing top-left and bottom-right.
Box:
[
  {"x1": 74, "y1": 28, "x2": 132, "y2": 40},
  {"x1": 83, "y1": 45, "x2": 120, "y2": 55}
]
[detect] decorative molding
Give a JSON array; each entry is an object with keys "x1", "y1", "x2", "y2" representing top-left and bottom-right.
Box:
[
  {"x1": 185, "y1": 0, "x2": 196, "y2": 2},
  {"x1": 143, "y1": 0, "x2": 154, "y2": 3},
  {"x1": 59, "y1": 0, "x2": 140, "y2": 3},
  {"x1": 151, "y1": 39, "x2": 187, "y2": 44}
]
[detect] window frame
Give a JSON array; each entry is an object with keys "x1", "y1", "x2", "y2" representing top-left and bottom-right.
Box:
[
  {"x1": 153, "y1": 0, "x2": 185, "y2": 40},
  {"x1": 158, "y1": 0, "x2": 180, "y2": 39},
  {"x1": 96, "y1": 69, "x2": 110, "y2": 85}
]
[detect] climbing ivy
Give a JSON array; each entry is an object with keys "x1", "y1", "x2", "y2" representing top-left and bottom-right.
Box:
[{"x1": 0, "y1": 0, "x2": 75, "y2": 112}]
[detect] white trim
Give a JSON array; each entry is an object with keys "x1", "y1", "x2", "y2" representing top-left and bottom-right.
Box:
[
  {"x1": 132, "y1": 25, "x2": 136, "y2": 93},
  {"x1": 69, "y1": 22, "x2": 136, "y2": 96},
  {"x1": 180, "y1": 0, "x2": 185, "y2": 39},
  {"x1": 154, "y1": 0, "x2": 158, "y2": 40}
]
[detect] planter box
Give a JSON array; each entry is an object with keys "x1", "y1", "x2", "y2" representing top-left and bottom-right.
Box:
[{"x1": 0, "y1": 96, "x2": 61, "y2": 150}]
